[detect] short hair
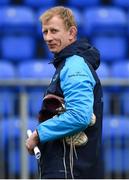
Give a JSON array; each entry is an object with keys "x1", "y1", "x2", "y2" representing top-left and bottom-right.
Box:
[{"x1": 39, "y1": 6, "x2": 77, "y2": 31}]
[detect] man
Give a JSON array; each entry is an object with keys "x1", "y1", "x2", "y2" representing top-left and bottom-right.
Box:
[{"x1": 26, "y1": 6, "x2": 103, "y2": 179}]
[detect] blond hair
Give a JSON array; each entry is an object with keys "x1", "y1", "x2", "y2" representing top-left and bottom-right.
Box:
[{"x1": 39, "y1": 6, "x2": 77, "y2": 31}]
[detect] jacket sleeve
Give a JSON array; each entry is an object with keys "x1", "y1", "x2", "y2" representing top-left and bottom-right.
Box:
[{"x1": 37, "y1": 55, "x2": 96, "y2": 143}]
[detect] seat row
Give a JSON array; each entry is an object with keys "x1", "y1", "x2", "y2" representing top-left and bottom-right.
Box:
[
  {"x1": 0, "y1": 6, "x2": 129, "y2": 36},
  {"x1": 0, "y1": 60, "x2": 55, "y2": 117},
  {"x1": 0, "y1": 60, "x2": 129, "y2": 80},
  {"x1": 1, "y1": 6, "x2": 129, "y2": 61},
  {"x1": 103, "y1": 115, "x2": 129, "y2": 178},
  {"x1": 0, "y1": 117, "x2": 38, "y2": 177},
  {"x1": 1, "y1": 60, "x2": 129, "y2": 79},
  {"x1": 0, "y1": 34, "x2": 128, "y2": 62},
  {"x1": 1, "y1": 0, "x2": 129, "y2": 9},
  {"x1": 1, "y1": 115, "x2": 129, "y2": 178},
  {"x1": 0, "y1": 60, "x2": 129, "y2": 116}
]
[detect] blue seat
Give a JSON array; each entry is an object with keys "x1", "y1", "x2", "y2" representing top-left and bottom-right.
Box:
[
  {"x1": 120, "y1": 90, "x2": 129, "y2": 115},
  {"x1": 103, "y1": 91, "x2": 111, "y2": 115},
  {"x1": 0, "y1": 7, "x2": 37, "y2": 61},
  {"x1": 0, "y1": 90, "x2": 16, "y2": 117},
  {"x1": 0, "y1": 6, "x2": 36, "y2": 34},
  {"x1": 8, "y1": 150, "x2": 38, "y2": 176},
  {"x1": 111, "y1": 61, "x2": 129, "y2": 78},
  {"x1": 83, "y1": 7, "x2": 127, "y2": 35},
  {"x1": 97, "y1": 63, "x2": 111, "y2": 115},
  {"x1": 27, "y1": 90, "x2": 45, "y2": 116},
  {"x1": 67, "y1": 0, "x2": 100, "y2": 8},
  {"x1": 103, "y1": 115, "x2": 129, "y2": 139},
  {"x1": 0, "y1": 0, "x2": 10, "y2": 5},
  {"x1": 0, "y1": 61, "x2": 15, "y2": 78},
  {"x1": 0, "y1": 118, "x2": 21, "y2": 148},
  {"x1": 92, "y1": 35, "x2": 127, "y2": 61},
  {"x1": 113, "y1": 59, "x2": 129, "y2": 114},
  {"x1": 23, "y1": 0, "x2": 56, "y2": 8},
  {"x1": 107, "y1": 61, "x2": 129, "y2": 94},
  {"x1": 18, "y1": 60, "x2": 55, "y2": 115},
  {"x1": 1, "y1": 36, "x2": 36, "y2": 61},
  {"x1": 102, "y1": 116, "x2": 129, "y2": 174},
  {"x1": 18, "y1": 60, "x2": 55, "y2": 79},
  {"x1": 112, "y1": 0, "x2": 129, "y2": 8},
  {"x1": 110, "y1": 61, "x2": 129, "y2": 110},
  {"x1": 0, "y1": 117, "x2": 38, "y2": 176},
  {"x1": 96, "y1": 62, "x2": 110, "y2": 79},
  {"x1": 83, "y1": 7, "x2": 127, "y2": 61},
  {"x1": 0, "y1": 9, "x2": 4, "y2": 29},
  {"x1": 0, "y1": 62, "x2": 16, "y2": 116}
]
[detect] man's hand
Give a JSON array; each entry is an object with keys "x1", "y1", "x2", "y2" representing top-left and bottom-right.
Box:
[{"x1": 26, "y1": 130, "x2": 39, "y2": 155}]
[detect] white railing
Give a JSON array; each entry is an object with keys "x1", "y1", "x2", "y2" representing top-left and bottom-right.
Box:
[{"x1": 0, "y1": 78, "x2": 129, "y2": 86}]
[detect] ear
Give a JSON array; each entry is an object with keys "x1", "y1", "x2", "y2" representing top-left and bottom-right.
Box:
[{"x1": 69, "y1": 26, "x2": 77, "y2": 40}]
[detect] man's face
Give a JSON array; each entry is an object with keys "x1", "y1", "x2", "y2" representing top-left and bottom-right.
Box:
[{"x1": 42, "y1": 16, "x2": 75, "y2": 53}]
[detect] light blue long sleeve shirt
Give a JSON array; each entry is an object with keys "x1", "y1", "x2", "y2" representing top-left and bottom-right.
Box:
[{"x1": 37, "y1": 55, "x2": 96, "y2": 143}]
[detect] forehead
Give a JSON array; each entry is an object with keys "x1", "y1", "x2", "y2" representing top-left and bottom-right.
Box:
[{"x1": 42, "y1": 15, "x2": 66, "y2": 30}]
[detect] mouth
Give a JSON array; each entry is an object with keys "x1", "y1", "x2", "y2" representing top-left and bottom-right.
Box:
[{"x1": 47, "y1": 44, "x2": 56, "y2": 49}]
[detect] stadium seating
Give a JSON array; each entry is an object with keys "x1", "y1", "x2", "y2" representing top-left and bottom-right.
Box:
[
  {"x1": 83, "y1": 7, "x2": 127, "y2": 35},
  {"x1": 23, "y1": 0, "x2": 57, "y2": 8},
  {"x1": 92, "y1": 35, "x2": 127, "y2": 61},
  {"x1": 18, "y1": 60, "x2": 55, "y2": 79},
  {"x1": 112, "y1": 0, "x2": 129, "y2": 8},
  {"x1": 0, "y1": 10, "x2": 4, "y2": 30},
  {"x1": 0, "y1": 6, "x2": 37, "y2": 61},
  {"x1": 111, "y1": 61, "x2": 129, "y2": 78},
  {"x1": 96, "y1": 62, "x2": 110, "y2": 78},
  {"x1": 0, "y1": 61, "x2": 16, "y2": 116},
  {"x1": 1, "y1": 36, "x2": 36, "y2": 61},
  {"x1": 0, "y1": 90, "x2": 15, "y2": 117},
  {"x1": 17, "y1": 60, "x2": 55, "y2": 115},
  {"x1": 0, "y1": 61, "x2": 15, "y2": 78},
  {"x1": 8, "y1": 150, "x2": 38, "y2": 177},
  {"x1": 84, "y1": 7, "x2": 127, "y2": 61},
  {"x1": 96, "y1": 62, "x2": 111, "y2": 115},
  {"x1": 83, "y1": 7, "x2": 127, "y2": 61},
  {"x1": 102, "y1": 116, "x2": 129, "y2": 175},
  {"x1": 111, "y1": 61, "x2": 129, "y2": 115},
  {"x1": 0, "y1": 0, "x2": 10, "y2": 5},
  {"x1": 0, "y1": 6, "x2": 36, "y2": 34},
  {"x1": 120, "y1": 91, "x2": 129, "y2": 115},
  {"x1": 0, "y1": 117, "x2": 38, "y2": 176},
  {"x1": 67, "y1": 0, "x2": 100, "y2": 8}
]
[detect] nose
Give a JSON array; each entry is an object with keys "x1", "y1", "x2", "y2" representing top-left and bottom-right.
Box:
[{"x1": 44, "y1": 31, "x2": 53, "y2": 42}]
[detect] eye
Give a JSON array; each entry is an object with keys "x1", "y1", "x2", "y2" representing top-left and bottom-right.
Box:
[
  {"x1": 51, "y1": 29, "x2": 58, "y2": 33},
  {"x1": 43, "y1": 30, "x2": 48, "y2": 35}
]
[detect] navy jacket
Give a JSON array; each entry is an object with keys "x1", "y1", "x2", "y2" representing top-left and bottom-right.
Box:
[{"x1": 37, "y1": 39, "x2": 103, "y2": 179}]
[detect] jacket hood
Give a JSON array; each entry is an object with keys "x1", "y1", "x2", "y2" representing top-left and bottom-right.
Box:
[{"x1": 53, "y1": 38, "x2": 100, "y2": 70}]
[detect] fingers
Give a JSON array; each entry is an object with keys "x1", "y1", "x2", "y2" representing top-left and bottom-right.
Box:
[
  {"x1": 25, "y1": 138, "x2": 35, "y2": 155},
  {"x1": 25, "y1": 130, "x2": 39, "y2": 155}
]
